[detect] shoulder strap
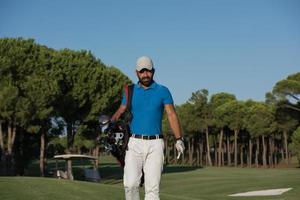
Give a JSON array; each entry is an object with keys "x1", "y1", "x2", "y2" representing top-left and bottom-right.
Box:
[
  {"x1": 124, "y1": 85, "x2": 129, "y2": 107},
  {"x1": 127, "y1": 84, "x2": 134, "y2": 111},
  {"x1": 123, "y1": 84, "x2": 134, "y2": 124},
  {"x1": 122, "y1": 84, "x2": 134, "y2": 151}
]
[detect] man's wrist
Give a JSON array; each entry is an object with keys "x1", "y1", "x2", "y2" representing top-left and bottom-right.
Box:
[{"x1": 175, "y1": 137, "x2": 183, "y2": 141}]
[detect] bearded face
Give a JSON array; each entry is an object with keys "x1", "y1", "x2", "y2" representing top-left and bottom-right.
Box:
[{"x1": 136, "y1": 69, "x2": 154, "y2": 87}]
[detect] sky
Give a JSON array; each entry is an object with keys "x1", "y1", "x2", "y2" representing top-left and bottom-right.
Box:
[{"x1": 1, "y1": 0, "x2": 299, "y2": 105}]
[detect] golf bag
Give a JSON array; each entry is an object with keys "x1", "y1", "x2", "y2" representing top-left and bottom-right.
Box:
[
  {"x1": 98, "y1": 84, "x2": 134, "y2": 166},
  {"x1": 98, "y1": 115, "x2": 130, "y2": 167}
]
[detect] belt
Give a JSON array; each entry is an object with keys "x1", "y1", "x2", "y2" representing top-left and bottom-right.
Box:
[{"x1": 131, "y1": 134, "x2": 163, "y2": 140}]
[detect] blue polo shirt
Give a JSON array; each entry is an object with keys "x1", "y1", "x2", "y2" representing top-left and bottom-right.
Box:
[{"x1": 121, "y1": 81, "x2": 174, "y2": 136}]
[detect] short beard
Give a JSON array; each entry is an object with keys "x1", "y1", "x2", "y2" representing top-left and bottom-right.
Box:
[{"x1": 139, "y1": 77, "x2": 153, "y2": 87}]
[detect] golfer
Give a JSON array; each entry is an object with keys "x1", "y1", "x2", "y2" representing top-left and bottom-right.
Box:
[{"x1": 112, "y1": 56, "x2": 185, "y2": 200}]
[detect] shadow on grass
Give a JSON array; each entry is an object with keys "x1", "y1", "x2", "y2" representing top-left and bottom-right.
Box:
[
  {"x1": 98, "y1": 164, "x2": 202, "y2": 183},
  {"x1": 163, "y1": 165, "x2": 202, "y2": 174},
  {"x1": 26, "y1": 157, "x2": 202, "y2": 184},
  {"x1": 99, "y1": 164, "x2": 123, "y2": 184}
]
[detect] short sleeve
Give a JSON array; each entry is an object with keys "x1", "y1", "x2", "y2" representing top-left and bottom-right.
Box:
[{"x1": 162, "y1": 87, "x2": 174, "y2": 105}]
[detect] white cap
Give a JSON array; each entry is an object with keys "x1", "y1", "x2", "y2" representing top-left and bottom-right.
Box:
[{"x1": 136, "y1": 56, "x2": 153, "y2": 71}]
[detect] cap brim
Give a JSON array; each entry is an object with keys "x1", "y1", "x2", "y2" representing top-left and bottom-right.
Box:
[{"x1": 136, "y1": 66, "x2": 153, "y2": 71}]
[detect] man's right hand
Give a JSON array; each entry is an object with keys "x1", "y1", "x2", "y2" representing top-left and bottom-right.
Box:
[{"x1": 111, "y1": 105, "x2": 127, "y2": 121}]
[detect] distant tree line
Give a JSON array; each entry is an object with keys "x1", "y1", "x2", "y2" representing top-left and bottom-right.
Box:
[
  {"x1": 0, "y1": 37, "x2": 299, "y2": 177},
  {"x1": 0, "y1": 38, "x2": 130, "y2": 176},
  {"x1": 162, "y1": 73, "x2": 300, "y2": 168}
]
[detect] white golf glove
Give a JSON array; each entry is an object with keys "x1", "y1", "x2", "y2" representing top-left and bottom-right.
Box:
[{"x1": 175, "y1": 138, "x2": 185, "y2": 159}]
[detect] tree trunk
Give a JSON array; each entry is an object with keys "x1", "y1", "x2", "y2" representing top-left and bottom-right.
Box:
[
  {"x1": 5, "y1": 122, "x2": 17, "y2": 175},
  {"x1": 8, "y1": 122, "x2": 16, "y2": 155},
  {"x1": 214, "y1": 135, "x2": 218, "y2": 166},
  {"x1": 188, "y1": 137, "x2": 192, "y2": 166},
  {"x1": 0, "y1": 122, "x2": 4, "y2": 175},
  {"x1": 196, "y1": 136, "x2": 199, "y2": 165},
  {"x1": 218, "y1": 129, "x2": 223, "y2": 167},
  {"x1": 66, "y1": 123, "x2": 75, "y2": 153},
  {"x1": 66, "y1": 122, "x2": 74, "y2": 180},
  {"x1": 205, "y1": 127, "x2": 212, "y2": 166},
  {"x1": 280, "y1": 147, "x2": 284, "y2": 164},
  {"x1": 39, "y1": 130, "x2": 46, "y2": 177},
  {"x1": 222, "y1": 142, "x2": 225, "y2": 166},
  {"x1": 268, "y1": 136, "x2": 273, "y2": 168},
  {"x1": 196, "y1": 148, "x2": 199, "y2": 166},
  {"x1": 262, "y1": 135, "x2": 267, "y2": 168},
  {"x1": 248, "y1": 138, "x2": 252, "y2": 167},
  {"x1": 274, "y1": 134, "x2": 278, "y2": 166},
  {"x1": 191, "y1": 137, "x2": 194, "y2": 166},
  {"x1": 255, "y1": 138, "x2": 259, "y2": 167},
  {"x1": 283, "y1": 131, "x2": 289, "y2": 165},
  {"x1": 0, "y1": 122, "x2": 4, "y2": 153},
  {"x1": 227, "y1": 133, "x2": 231, "y2": 166},
  {"x1": 274, "y1": 135, "x2": 278, "y2": 166},
  {"x1": 234, "y1": 129, "x2": 238, "y2": 167},
  {"x1": 240, "y1": 145, "x2": 243, "y2": 167},
  {"x1": 199, "y1": 140, "x2": 203, "y2": 166},
  {"x1": 272, "y1": 135, "x2": 276, "y2": 167},
  {"x1": 93, "y1": 145, "x2": 99, "y2": 168}
]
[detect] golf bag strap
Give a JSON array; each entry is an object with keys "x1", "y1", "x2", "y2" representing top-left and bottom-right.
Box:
[
  {"x1": 125, "y1": 84, "x2": 134, "y2": 112},
  {"x1": 123, "y1": 84, "x2": 134, "y2": 151}
]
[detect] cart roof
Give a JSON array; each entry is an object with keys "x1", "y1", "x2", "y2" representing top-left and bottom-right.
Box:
[{"x1": 54, "y1": 154, "x2": 97, "y2": 160}]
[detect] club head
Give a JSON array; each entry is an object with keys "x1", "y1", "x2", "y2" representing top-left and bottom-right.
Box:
[{"x1": 99, "y1": 115, "x2": 110, "y2": 125}]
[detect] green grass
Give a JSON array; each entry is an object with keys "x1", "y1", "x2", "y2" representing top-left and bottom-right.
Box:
[
  {"x1": 160, "y1": 167, "x2": 300, "y2": 200},
  {"x1": 1, "y1": 157, "x2": 300, "y2": 200}
]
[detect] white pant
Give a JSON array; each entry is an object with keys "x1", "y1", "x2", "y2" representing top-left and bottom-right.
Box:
[{"x1": 124, "y1": 137, "x2": 164, "y2": 200}]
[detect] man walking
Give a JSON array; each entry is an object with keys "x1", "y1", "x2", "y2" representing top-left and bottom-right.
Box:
[{"x1": 112, "y1": 56, "x2": 185, "y2": 200}]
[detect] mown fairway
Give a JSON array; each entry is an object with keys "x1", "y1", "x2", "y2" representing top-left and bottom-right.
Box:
[
  {"x1": 160, "y1": 166, "x2": 300, "y2": 200},
  {"x1": 1, "y1": 162, "x2": 299, "y2": 200}
]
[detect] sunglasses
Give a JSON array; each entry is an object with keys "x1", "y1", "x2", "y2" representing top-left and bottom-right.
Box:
[{"x1": 138, "y1": 69, "x2": 153, "y2": 73}]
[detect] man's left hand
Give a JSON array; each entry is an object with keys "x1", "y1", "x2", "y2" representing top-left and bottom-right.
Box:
[{"x1": 175, "y1": 138, "x2": 185, "y2": 158}]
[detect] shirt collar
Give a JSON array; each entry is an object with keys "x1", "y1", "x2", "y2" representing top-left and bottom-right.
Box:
[{"x1": 136, "y1": 81, "x2": 157, "y2": 89}]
